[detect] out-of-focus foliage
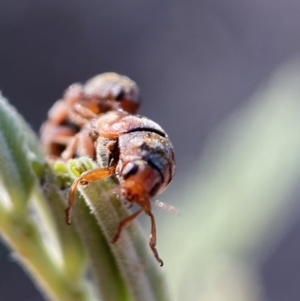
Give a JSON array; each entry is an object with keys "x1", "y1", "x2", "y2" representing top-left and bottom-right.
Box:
[{"x1": 161, "y1": 59, "x2": 300, "y2": 301}]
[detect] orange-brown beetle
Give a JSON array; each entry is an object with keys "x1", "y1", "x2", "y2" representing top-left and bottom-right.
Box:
[
  {"x1": 65, "y1": 110, "x2": 175, "y2": 266},
  {"x1": 40, "y1": 73, "x2": 140, "y2": 157}
]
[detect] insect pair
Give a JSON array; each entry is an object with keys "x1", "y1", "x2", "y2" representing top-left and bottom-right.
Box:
[{"x1": 40, "y1": 73, "x2": 175, "y2": 266}]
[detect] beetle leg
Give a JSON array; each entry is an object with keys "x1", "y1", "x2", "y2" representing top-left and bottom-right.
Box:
[
  {"x1": 76, "y1": 129, "x2": 96, "y2": 158},
  {"x1": 66, "y1": 166, "x2": 115, "y2": 224},
  {"x1": 40, "y1": 123, "x2": 77, "y2": 156},
  {"x1": 111, "y1": 207, "x2": 143, "y2": 243},
  {"x1": 76, "y1": 102, "x2": 99, "y2": 119},
  {"x1": 61, "y1": 134, "x2": 79, "y2": 160},
  {"x1": 68, "y1": 103, "x2": 98, "y2": 126},
  {"x1": 62, "y1": 128, "x2": 95, "y2": 160},
  {"x1": 42, "y1": 125, "x2": 77, "y2": 145},
  {"x1": 144, "y1": 203, "x2": 163, "y2": 266}
]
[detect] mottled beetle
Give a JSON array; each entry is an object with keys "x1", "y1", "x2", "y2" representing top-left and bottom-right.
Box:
[
  {"x1": 40, "y1": 72, "x2": 140, "y2": 157},
  {"x1": 64, "y1": 110, "x2": 175, "y2": 266}
]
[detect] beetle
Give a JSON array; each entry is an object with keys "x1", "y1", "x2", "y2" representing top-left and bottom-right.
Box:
[
  {"x1": 64, "y1": 110, "x2": 175, "y2": 266},
  {"x1": 40, "y1": 72, "x2": 141, "y2": 157}
]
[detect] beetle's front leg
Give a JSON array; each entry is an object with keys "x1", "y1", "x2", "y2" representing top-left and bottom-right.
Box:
[
  {"x1": 111, "y1": 208, "x2": 143, "y2": 243},
  {"x1": 144, "y1": 202, "x2": 163, "y2": 266},
  {"x1": 66, "y1": 166, "x2": 115, "y2": 224}
]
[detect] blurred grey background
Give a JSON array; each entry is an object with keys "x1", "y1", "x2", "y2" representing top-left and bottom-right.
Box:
[{"x1": 0, "y1": 0, "x2": 300, "y2": 300}]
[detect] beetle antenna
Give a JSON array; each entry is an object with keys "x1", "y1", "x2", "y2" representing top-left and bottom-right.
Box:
[{"x1": 154, "y1": 200, "x2": 180, "y2": 216}]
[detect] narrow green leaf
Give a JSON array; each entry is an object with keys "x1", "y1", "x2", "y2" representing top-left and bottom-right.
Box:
[
  {"x1": 0, "y1": 95, "x2": 93, "y2": 301},
  {"x1": 0, "y1": 94, "x2": 36, "y2": 206}
]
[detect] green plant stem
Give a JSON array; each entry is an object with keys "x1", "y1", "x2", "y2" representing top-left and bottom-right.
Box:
[
  {"x1": 39, "y1": 167, "x2": 86, "y2": 281},
  {"x1": 0, "y1": 208, "x2": 92, "y2": 301},
  {"x1": 77, "y1": 180, "x2": 170, "y2": 301},
  {"x1": 73, "y1": 196, "x2": 131, "y2": 301}
]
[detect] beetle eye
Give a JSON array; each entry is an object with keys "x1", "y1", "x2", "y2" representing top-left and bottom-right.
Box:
[
  {"x1": 122, "y1": 162, "x2": 139, "y2": 180},
  {"x1": 115, "y1": 90, "x2": 125, "y2": 101}
]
